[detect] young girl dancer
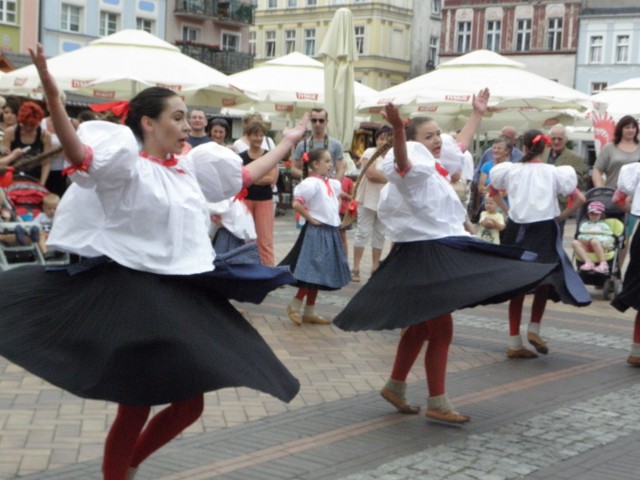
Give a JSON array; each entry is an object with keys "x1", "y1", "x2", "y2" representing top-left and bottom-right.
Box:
[
  {"x1": 611, "y1": 162, "x2": 640, "y2": 365},
  {"x1": 490, "y1": 130, "x2": 590, "y2": 359},
  {"x1": 333, "y1": 94, "x2": 556, "y2": 424},
  {"x1": 280, "y1": 148, "x2": 351, "y2": 325},
  {"x1": 0, "y1": 45, "x2": 305, "y2": 480}
]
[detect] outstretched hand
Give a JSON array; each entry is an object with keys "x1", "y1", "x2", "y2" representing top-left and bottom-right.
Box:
[
  {"x1": 29, "y1": 44, "x2": 60, "y2": 101},
  {"x1": 282, "y1": 113, "x2": 310, "y2": 145},
  {"x1": 472, "y1": 88, "x2": 490, "y2": 115},
  {"x1": 382, "y1": 103, "x2": 404, "y2": 128}
]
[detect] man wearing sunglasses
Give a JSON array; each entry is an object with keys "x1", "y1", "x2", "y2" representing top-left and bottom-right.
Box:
[{"x1": 291, "y1": 108, "x2": 344, "y2": 180}]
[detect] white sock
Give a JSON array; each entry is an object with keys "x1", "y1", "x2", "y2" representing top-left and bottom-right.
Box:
[
  {"x1": 289, "y1": 297, "x2": 302, "y2": 312},
  {"x1": 630, "y1": 343, "x2": 640, "y2": 357},
  {"x1": 528, "y1": 322, "x2": 540, "y2": 335},
  {"x1": 510, "y1": 335, "x2": 524, "y2": 350},
  {"x1": 383, "y1": 379, "x2": 407, "y2": 398},
  {"x1": 427, "y1": 393, "x2": 454, "y2": 412},
  {"x1": 303, "y1": 304, "x2": 315, "y2": 317}
]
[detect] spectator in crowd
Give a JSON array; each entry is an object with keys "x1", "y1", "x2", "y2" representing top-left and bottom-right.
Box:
[
  {"x1": 543, "y1": 124, "x2": 588, "y2": 198},
  {"x1": 291, "y1": 108, "x2": 344, "y2": 180},
  {"x1": 186, "y1": 109, "x2": 211, "y2": 148},
  {"x1": 592, "y1": 115, "x2": 640, "y2": 189}
]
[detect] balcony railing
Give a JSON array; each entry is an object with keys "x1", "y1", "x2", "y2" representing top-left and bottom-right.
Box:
[
  {"x1": 176, "y1": 41, "x2": 253, "y2": 74},
  {"x1": 175, "y1": 0, "x2": 255, "y2": 25}
]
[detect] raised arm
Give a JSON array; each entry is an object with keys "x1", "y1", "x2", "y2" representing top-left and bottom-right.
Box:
[
  {"x1": 383, "y1": 103, "x2": 409, "y2": 172},
  {"x1": 456, "y1": 88, "x2": 490, "y2": 151},
  {"x1": 29, "y1": 44, "x2": 85, "y2": 166},
  {"x1": 244, "y1": 114, "x2": 309, "y2": 182}
]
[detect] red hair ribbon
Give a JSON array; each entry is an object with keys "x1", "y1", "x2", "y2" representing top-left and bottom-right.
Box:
[
  {"x1": 532, "y1": 134, "x2": 551, "y2": 147},
  {"x1": 89, "y1": 100, "x2": 131, "y2": 124},
  {"x1": 0, "y1": 166, "x2": 14, "y2": 187},
  {"x1": 301, "y1": 152, "x2": 309, "y2": 163},
  {"x1": 347, "y1": 199, "x2": 358, "y2": 215}
]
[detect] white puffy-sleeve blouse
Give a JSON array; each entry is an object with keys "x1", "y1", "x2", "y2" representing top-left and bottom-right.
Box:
[
  {"x1": 617, "y1": 162, "x2": 640, "y2": 216},
  {"x1": 47, "y1": 121, "x2": 243, "y2": 274},
  {"x1": 377, "y1": 141, "x2": 468, "y2": 242},
  {"x1": 293, "y1": 176, "x2": 342, "y2": 226},
  {"x1": 490, "y1": 161, "x2": 577, "y2": 224}
]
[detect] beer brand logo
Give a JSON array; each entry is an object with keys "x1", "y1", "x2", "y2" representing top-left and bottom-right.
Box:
[{"x1": 295, "y1": 92, "x2": 318, "y2": 100}]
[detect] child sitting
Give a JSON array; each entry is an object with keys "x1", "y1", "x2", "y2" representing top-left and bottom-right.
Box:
[
  {"x1": 572, "y1": 200, "x2": 614, "y2": 274},
  {"x1": 33, "y1": 193, "x2": 60, "y2": 255},
  {"x1": 476, "y1": 194, "x2": 505, "y2": 244}
]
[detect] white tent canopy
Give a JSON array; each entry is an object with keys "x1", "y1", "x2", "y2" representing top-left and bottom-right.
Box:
[
  {"x1": 591, "y1": 77, "x2": 640, "y2": 121},
  {"x1": 0, "y1": 30, "x2": 246, "y2": 108},
  {"x1": 358, "y1": 49, "x2": 594, "y2": 132},
  {"x1": 227, "y1": 51, "x2": 377, "y2": 119}
]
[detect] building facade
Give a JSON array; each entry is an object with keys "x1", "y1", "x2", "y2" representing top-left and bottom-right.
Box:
[
  {"x1": 252, "y1": 0, "x2": 424, "y2": 90},
  {"x1": 38, "y1": 0, "x2": 166, "y2": 56},
  {"x1": 440, "y1": 0, "x2": 581, "y2": 87},
  {"x1": 575, "y1": 0, "x2": 640, "y2": 94},
  {"x1": 0, "y1": 0, "x2": 40, "y2": 70},
  {"x1": 167, "y1": 0, "x2": 255, "y2": 74}
]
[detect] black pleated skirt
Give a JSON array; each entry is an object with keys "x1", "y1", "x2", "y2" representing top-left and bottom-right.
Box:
[
  {"x1": 0, "y1": 262, "x2": 300, "y2": 406},
  {"x1": 333, "y1": 236, "x2": 556, "y2": 331},
  {"x1": 501, "y1": 219, "x2": 591, "y2": 306},
  {"x1": 612, "y1": 218, "x2": 640, "y2": 312}
]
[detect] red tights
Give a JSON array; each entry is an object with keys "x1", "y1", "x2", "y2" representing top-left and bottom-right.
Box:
[
  {"x1": 102, "y1": 395, "x2": 204, "y2": 480},
  {"x1": 389, "y1": 314, "x2": 453, "y2": 397},
  {"x1": 508, "y1": 285, "x2": 550, "y2": 336},
  {"x1": 295, "y1": 287, "x2": 318, "y2": 306}
]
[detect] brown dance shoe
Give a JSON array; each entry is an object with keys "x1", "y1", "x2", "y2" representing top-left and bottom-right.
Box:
[
  {"x1": 507, "y1": 348, "x2": 539, "y2": 359},
  {"x1": 425, "y1": 408, "x2": 470, "y2": 424},
  {"x1": 302, "y1": 314, "x2": 331, "y2": 325},
  {"x1": 627, "y1": 355, "x2": 640, "y2": 367},
  {"x1": 380, "y1": 388, "x2": 420, "y2": 414},
  {"x1": 527, "y1": 332, "x2": 549, "y2": 355},
  {"x1": 286, "y1": 305, "x2": 302, "y2": 325}
]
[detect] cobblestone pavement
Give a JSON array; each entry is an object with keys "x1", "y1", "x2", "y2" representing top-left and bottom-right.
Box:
[{"x1": 1, "y1": 213, "x2": 639, "y2": 479}]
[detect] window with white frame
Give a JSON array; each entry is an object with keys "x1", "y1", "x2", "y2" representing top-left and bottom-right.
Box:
[
  {"x1": 429, "y1": 35, "x2": 438, "y2": 65},
  {"x1": 547, "y1": 17, "x2": 562, "y2": 51},
  {"x1": 589, "y1": 35, "x2": 603, "y2": 63},
  {"x1": 591, "y1": 82, "x2": 607, "y2": 94},
  {"x1": 182, "y1": 26, "x2": 198, "y2": 42},
  {"x1": 486, "y1": 20, "x2": 501, "y2": 51},
  {"x1": 431, "y1": 0, "x2": 441, "y2": 15},
  {"x1": 61, "y1": 4, "x2": 82, "y2": 33},
  {"x1": 249, "y1": 31, "x2": 256, "y2": 56},
  {"x1": 515, "y1": 18, "x2": 531, "y2": 52},
  {"x1": 265, "y1": 30, "x2": 276, "y2": 57},
  {"x1": 222, "y1": 32, "x2": 239, "y2": 52},
  {"x1": 355, "y1": 26, "x2": 364, "y2": 55},
  {"x1": 457, "y1": 21, "x2": 471, "y2": 53},
  {"x1": 99, "y1": 11, "x2": 119, "y2": 36},
  {"x1": 285, "y1": 29, "x2": 296, "y2": 54},
  {"x1": 267, "y1": 0, "x2": 277, "y2": 8},
  {"x1": 287, "y1": 0, "x2": 296, "y2": 6},
  {"x1": 304, "y1": 28, "x2": 316, "y2": 56},
  {"x1": 136, "y1": 17, "x2": 154, "y2": 33},
  {"x1": 0, "y1": 0, "x2": 17, "y2": 23},
  {"x1": 616, "y1": 35, "x2": 630, "y2": 63}
]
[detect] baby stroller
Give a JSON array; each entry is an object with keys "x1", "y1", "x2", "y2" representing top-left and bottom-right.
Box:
[{"x1": 573, "y1": 187, "x2": 626, "y2": 300}]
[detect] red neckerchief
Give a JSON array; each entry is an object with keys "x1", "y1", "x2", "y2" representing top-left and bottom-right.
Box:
[
  {"x1": 140, "y1": 151, "x2": 185, "y2": 173},
  {"x1": 309, "y1": 173, "x2": 333, "y2": 196}
]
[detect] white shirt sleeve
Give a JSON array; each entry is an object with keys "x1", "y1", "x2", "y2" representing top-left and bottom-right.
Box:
[
  {"x1": 186, "y1": 143, "x2": 243, "y2": 203},
  {"x1": 554, "y1": 165, "x2": 578, "y2": 197},
  {"x1": 618, "y1": 163, "x2": 640, "y2": 196},
  {"x1": 487, "y1": 161, "x2": 513, "y2": 190}
]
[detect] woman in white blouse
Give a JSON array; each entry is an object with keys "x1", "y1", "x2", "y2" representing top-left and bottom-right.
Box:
[{"x1": 490, "y1": 129, "x2": 589, "y2": 360}]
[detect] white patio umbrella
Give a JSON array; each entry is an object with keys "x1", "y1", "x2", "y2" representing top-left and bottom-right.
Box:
[
  {"x1": 319, "y1": 8, "x2": 358, "y2": 157},
  {"x1": 358, "y1": 49, "x2": 593, "y2": 132},
  {"x1": 591, "y1": 77, "x2": 640, "y2": 121},
  {"x1": 0, "y1": 29, "x2": 246, "y2": 108},
  {"x1": 228, "y1": 51, "x2": 377, "y2": 120}
]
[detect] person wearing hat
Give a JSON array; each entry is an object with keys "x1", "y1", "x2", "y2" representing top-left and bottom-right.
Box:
[{"x1": 572, "y1": 201, "x2": 614, "y2": 274}]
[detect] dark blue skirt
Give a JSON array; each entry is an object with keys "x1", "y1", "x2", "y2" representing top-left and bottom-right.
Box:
[
  {"x1": 0, "y1": 258, "x2": 299, "y2": 406},
  {"x1": 279, "y1": 223, "x2": 351, "y2": 290},
  {"x1": 612, "y1": 217, "x2": 640, "y2": 312}
]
